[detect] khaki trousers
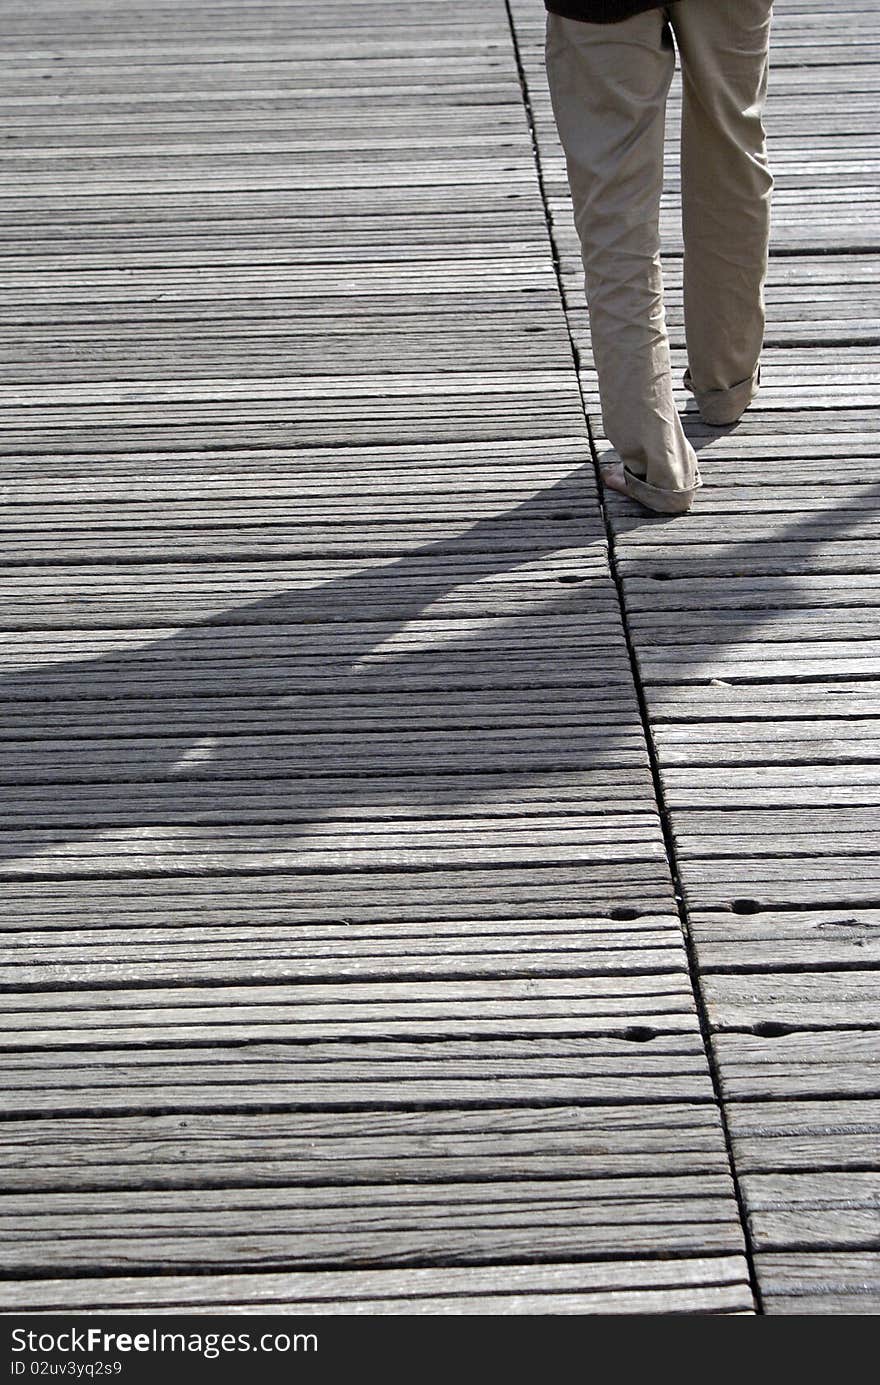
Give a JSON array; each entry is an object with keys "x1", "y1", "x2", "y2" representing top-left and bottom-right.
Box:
[{"x1": 545, "y1": 1, "x2": 774, "y2": 512}]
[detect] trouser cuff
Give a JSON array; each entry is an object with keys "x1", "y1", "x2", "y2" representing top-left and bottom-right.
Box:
[
  {"x1": 623, "y1": 466, "x2": 702, "y2": 515},
  {"x1": 684, "y1": 367, "x2": 760, "y2": 425}
]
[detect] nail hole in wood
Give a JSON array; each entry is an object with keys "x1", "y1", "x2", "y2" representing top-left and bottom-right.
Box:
[{"x1": 752, "y1": 1021, "x2": 795, "y2": 1038}]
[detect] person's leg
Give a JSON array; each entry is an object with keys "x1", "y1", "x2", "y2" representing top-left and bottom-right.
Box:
[
  {"x1": 670, "y1": 0, "x2": 774, "y2": 425},
  {"x1": 545, "y1": 10, "x2": 700, "y2": 515}
]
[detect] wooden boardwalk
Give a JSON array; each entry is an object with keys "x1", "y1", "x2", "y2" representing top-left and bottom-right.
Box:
[{"x1": 0, "y1": 0, "x2": 876, "y2": 1315}]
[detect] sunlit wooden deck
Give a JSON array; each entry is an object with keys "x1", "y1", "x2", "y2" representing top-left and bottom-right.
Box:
[{"x1": 0, "y1": 0, "x2": 877, "y2": 1315}]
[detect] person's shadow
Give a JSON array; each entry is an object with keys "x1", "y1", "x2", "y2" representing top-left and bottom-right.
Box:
[
  {"x1": 1, "y1": 455, "x2": 874, "y2": 897},
  {"x1": 0, "y1": 466, "x2": 621, "y2": 879}
]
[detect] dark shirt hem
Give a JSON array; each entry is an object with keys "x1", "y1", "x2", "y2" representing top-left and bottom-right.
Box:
[{"x1": 545, "y1": 2, "x2": 666, "y2": 22}]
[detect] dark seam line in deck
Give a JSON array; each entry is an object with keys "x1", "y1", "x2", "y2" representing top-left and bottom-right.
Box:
[{"x1": 501, "y1": 0, "x2": 763, "y2": 1314}]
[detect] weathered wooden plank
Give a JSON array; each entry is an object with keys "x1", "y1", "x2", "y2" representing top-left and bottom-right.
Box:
[
  {"x1": 0, "y1": 1177, "x2": 746, "y2": 1272},
  {"x1": 0, "y1": 1121, "x2": 733, "y2": 1222},
  {"x1": 0, "y1": 862, "x2": 677, "y2": 924},
  {"x1": 0, "y1": 1102, "x2": 730, "y2": 1190},
  {"x1": 0, "y1": 1256, "x2": 754, "y2": 1313},
  {"x1": 743, "y1": 1173, "x2": 880, "y2": 1251},
  {"x1": 727, "y1": 1099, "x2": 880, "y2": 1172},
  {"x1": 757, "y1": 1252, "x2": 880, "y2": 1314},
  {"x1": 713, "y1": 1032, "x2": 880, "y2": 1101},
  {"x1": 0, "y1": 974, "x2": 700, "y2": 1050},
  {"x1": 0, "y1": 913, "x2": 687, "y2": 989},
  {"x1": 689, "y1": 908, "x2": 880, "y2": 971}
]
